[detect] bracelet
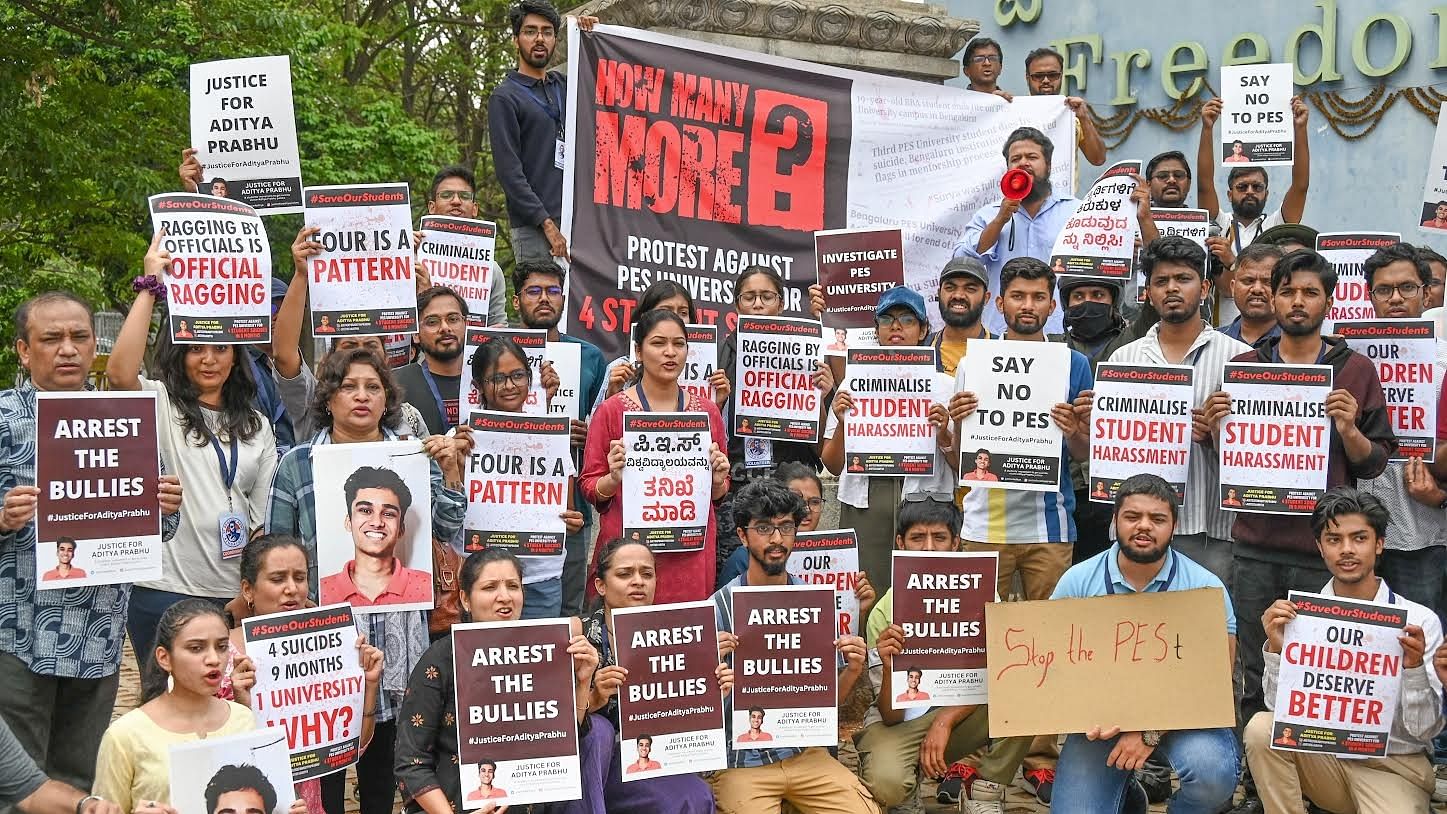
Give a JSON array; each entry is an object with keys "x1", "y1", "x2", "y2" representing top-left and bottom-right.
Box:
[
  {"x1": 76, "y1": 795, "x2": 103, "y2": 814},
  {"x1": 132, "y1": 275, "x2": 166, "y2": 300},
  {"x1": 362, "y1": 711, "x2": 377, "y2": 718}
]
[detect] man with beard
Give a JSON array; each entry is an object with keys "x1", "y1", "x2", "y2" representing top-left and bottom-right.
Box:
[
  {"x1": 1213, "y1": 248, "x2": 1396, "y2": 814},
  {"x1": 708, "y1": 480, "x2": 875, "y2": 814},
  {"x1": 928, "y1": 256, "x2": 993, "y2": 377},
  {"x1": 488, "y1": 1, "x2": 595, "y2": 263},
  {"x1": 1145, "y1": 151, "x2": 1193, "y2": 210},
  {"x1": 512, "y1": 259, "x2": 606, "y2": 614},
  {"x1": 1196, "y1": 96, "x2": 1311, "y2": 271},
  {"x1": 957, "y1": 128, "x2": 1080, "y2": 336},
  {"x1": 1246, "y1": 487, "x2": 1442, "y2": 814},
  {"x1": 946, "y1": 257, "x2": 1092, "y2": 803},
  {"x1": 1049, "y1": 473, "x2": 1239, "y2": 813},
  {"x1": 961, "y1": 37, "x2": 1010, "y2": 100},
  {"x1": 420, "y1": 166, "x2": 507, "y2": 326},
  {"x1": 1415, "y1": 245, "x2": 1447, "y2": 310},
  {"x1": 1022, "y1": 47, "x2": 1106, "y2": 167},
  {"x1": 393, "y1": 286, "x2": 470, "y2": 434},
  {"x1": 1220, "y1": 243, "x2": 1284, "y2": 348},
  {"x1": 1354, "y1": 243, "x2": 1447, "y2": 614}
]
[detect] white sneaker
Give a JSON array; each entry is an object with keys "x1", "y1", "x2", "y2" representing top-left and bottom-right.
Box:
[
  {"x1": 1433, "y1": 764, "x2": 1447, "y2": 804},
  {"x1": 959, "y1": 779, "x2": 1005, "y2": 814}
]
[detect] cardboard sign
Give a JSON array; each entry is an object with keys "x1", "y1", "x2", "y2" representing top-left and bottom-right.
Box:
[
  {"x1": 955, "y1": 338, "x2": 1069, "y2": 492},
  {"x1": 1089, "y1": 364, "x2": 1195, "y2": 503},
  {"x1": 34, "y1": 391, "x2": 162, "y2": 588},
  {"x1": 985, "y1": 588, "x2": 1235, "y2": 736},
  {"x1": 545, "y1": 341, "x2": 583, "y2": 421},
  {"x1": 612, "y1": 601, "x2": 728, "y2": 779},
  {"x1": 464, "y1": 412, "x2": 572, "y2": 557},
  {"x1": 149, "y1": 193, "x2": 272, "y2": 343},
  {"x1": 453, "y1": 619, "x2": 581, "y2": 808},
  {"x1": 170, "y1": 729, "x2": 294, "y2": 814},
  {"x1": 892, "y1": 551, "x2": 997, "y2": 707},
  {"x1": 621, "y1": 412, "x2": 712, "y2": 552},
  {"x1": 1317, "y1": 232, "x2": 1401, "y2": 332},
  {"x1": 1336, "y1": 319, "x2": 1437, "y2": 461},
  {"x1": 418, "y1": 216, "x2": 497, "y2": 324},
  {"x1": 1220, "y1": 363, "x2": 1333, "y2": 514},
  {"x1": 1050, "y1": 160, "x2": 1141, "y2": 280},
  {"x1": 815, "y1": 228, "x2": 904, "y2": 354},
  {"x1": 311, "y1": 441, "x2": 434, "y2": 613},
  {"x1": 303, "y1": 184, "x2": 417, "y2": 336},
  {"x1": 1419, "y1": 101, "x2": 1447, "y2": 234},
  {"x1": 1270, "y1": 591, "x2": 1408, "y2": 758},
  {"x1": 843, "y1": 347, "x2": 939, "y2": 477},
  {"x1": 786, "y1": 530, "x2": 863, "y2": 636},
  {"x1": 681, "y1": 324, "x2": 719, "y2": 407},
  {"x1": 734, "y1": 315, "x2": 824, "y2": 443},
  {"x1": 464, "y1": 327, "x2": 548, "y2": 416},
  {"x1": 730, "y1": 585, "x2": 838, "y2": 749},
  {"x1": 189, "y1": 55, "x2": 303, "y2": 214},
  {"x1": 243, "y1": 604, "x2": 365, "y2": 781},
  {"x1": 1221, "y1": 63, "x2": 1294, "y2": 166}
]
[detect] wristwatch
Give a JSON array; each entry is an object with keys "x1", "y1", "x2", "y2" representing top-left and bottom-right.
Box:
[{"x1": 1140, "y1": 730, "x2": 1163, "y2": 747}]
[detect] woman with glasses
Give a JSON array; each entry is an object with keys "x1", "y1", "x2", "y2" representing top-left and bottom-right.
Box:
[
  {"x1": 581, "y1": 309, "x2": 732, "y2": 604},
  {"x1": 469, "y1": 335, "x2": 577, "y2": 618},
  {"x1": 819, "y1": 287, "x2": 956, "y2": 593},
  {"x1": 596, "y1": 280, "x2": 730, "y2": 409}
]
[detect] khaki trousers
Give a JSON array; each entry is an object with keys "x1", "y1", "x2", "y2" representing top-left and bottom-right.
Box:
[
  {"x1": 853, "y1": 707, "x2": 1032, "y2": 808},
  {"x1": 708, "y1": 747, "x2": 881, "y2": 814},
  {"x1": 1244, "y1": 711, "x2": 1433, "y2": 813}
]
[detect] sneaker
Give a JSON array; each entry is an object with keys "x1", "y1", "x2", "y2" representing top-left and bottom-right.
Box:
[
  {"x1": 960, "y1": 778, "x2": 1005, "y2": 814},
  {"x1": 1135, "y1": 764, "x2": 1173, "y2": 804},
  {"x1": 1023, "y1": 767, "x2": 1055, "y2": 804},
  {"x1": 1435, "y1": 764, "x2": 1447, "y2": 804},
  {"x1": 935, "y1": 762, "x2": 978, "y2": 805},
  {"x1": 1226, "y1": 795, "x2": 1264, "y2": 814}
]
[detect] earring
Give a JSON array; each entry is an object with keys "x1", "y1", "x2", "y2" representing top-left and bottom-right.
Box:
[{"x1": 165, "y1": 672, "x2": 174, "y2": 693}]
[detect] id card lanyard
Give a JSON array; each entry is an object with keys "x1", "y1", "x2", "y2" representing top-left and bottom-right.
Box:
[{"x1": 211, "y1": 434, "x2": 246, "y2": 559}]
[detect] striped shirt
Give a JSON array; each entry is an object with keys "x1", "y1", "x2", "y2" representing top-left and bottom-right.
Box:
[
  {"x1": 1358, "y1": 463, "x2": 1447, "y2": 552},
  {"x1": 1106, "y1": 323, "x2": 1251, "y2": 540},
  {"x1": 955, "y1": 343, "x2": 1093, "y2": 544}
]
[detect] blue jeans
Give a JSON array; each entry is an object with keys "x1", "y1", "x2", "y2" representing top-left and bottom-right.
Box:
[
  {"x1": 126, "y1": 586, "x2": 228, "y2": 671},
  {"x1": 522, "y1": 577, "x2": 563, "y2": 619},
  {"x1": 1053, "y1": 728, "x2": 1239, "y2": 813}
]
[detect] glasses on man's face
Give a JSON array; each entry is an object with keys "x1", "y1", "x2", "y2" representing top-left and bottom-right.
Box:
[
  {"x1": 435, "y1": 190, "x2": 475, "y2": 202},
  {"x1": 1152, "y1": 171, "x2": 1189, "y2": 182},
  {"x1": 1027, "y1": 71, "x2": 1062, "y2": 83},
  {"x1": 1232, "y1": 182, "x2": 1266, "y2": 194},
  {"x1": 422, "y1": 314, "x2": 465, "y2": 328},
  {"x1": 738, "y1": 291, "x2": 780, "y2": 306},
  {"x1": 1370, "y1": 283, "x2": 1422, "y2": 300},
  {"x1": 749, "y1": 521, "x2": 797, "y2": 538},
  {"x1": 969, "y1": 54, "x2": 1001, "y2": 65},
  {"x1": 519, "y1": 26, "x2": 555, "y2": 39},
  {"x1": 876, "y1": 313, "x2": 921, "y2": 329},
  {"x1": 523, "y1": 285, "x2": 563, "y2": 299},
  {"x1": 485, "y1": 370, "x2": 531, "y2": 388}
]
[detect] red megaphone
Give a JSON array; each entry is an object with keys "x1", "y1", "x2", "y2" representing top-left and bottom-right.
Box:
[{"x1": 1000, "y1": 168, "x2": 1034, "y2": 201}]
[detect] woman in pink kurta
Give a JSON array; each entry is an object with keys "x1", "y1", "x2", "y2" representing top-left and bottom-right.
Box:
[{"x1": 580, "y1": 310, "x2": 731, "y2": 604}]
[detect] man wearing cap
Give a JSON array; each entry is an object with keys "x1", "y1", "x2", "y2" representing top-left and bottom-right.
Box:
[
  {"x1": 929, "y1": 257, "x2": 994, "y2": 377},
  {"x1": 956, "y1": 128, "x2": 1080, "y2": 337}
]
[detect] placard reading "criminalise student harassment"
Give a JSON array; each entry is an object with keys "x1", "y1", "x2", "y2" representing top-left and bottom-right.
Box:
[
  {"x1": 464, "y1": 412, "x2": 572, "y2": 557},
  {"x1": 149, "y1": 193, "x2": 272, "y2": 343},
  {"x1": 1088, "y1": 364, "x2": 1194, "y2": 503},
  {"x1": 1318, "y1": 232, "x2": 1401, "y2": 333},
  {"x1": 1271, "y1": 591, "x2": 1408, "y2": 758},
  {"x1": 843, "y1": 347, "x2": 939, "y2": 477},
  {"x1": 1219, "y1": 363, "x2": 1333, "y2": 514},
  {"x1": 419, "y1": 216, "x2": 497, "y2": 324},
  {"x1": 243, "y1": 604, "x2": 365, "y2": 781}
]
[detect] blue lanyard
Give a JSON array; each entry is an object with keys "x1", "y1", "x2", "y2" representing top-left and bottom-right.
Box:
[
  {"x1": 635, "y1": 385, "x2": 684, "y2": 412},
  {"x1": 418, "y1": 361, "x2": 452, "y2": 427},
  {"x1": 1105, "y1": 550, "x2": 1178, "y2": 595},
  {"x1": 513, "y1": 75, "x2": 563, "y2": 132},
  {"x1": 210, "y1": 434, "x2": 239, "y2": 509}
]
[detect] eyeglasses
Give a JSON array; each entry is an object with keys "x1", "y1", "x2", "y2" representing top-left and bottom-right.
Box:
[
  {"x1": 484, "y1": 370, "x2": 531, "y2": 387},
  {"x1": 876, "y1": 313, "x2": 921, "y2": 329},
  {"x1": 1232, "y1": 182, "x2": 1266, "y2": 193},
  {"x1": 1370, "y1": 283, "x2": 1422, "y2": 300},
  {"x1": 1027, "y1": 71, "x2": 1062, "y2": 82},
  {"x1": 1151, "y1": 171, "x2": 1189, "y2": 182},
  {"x1": 522, "y1": 285, "x2": 563, "y2": 298},
  {"x1": 748, "y1": 521, "x2": 797, "y2": 537},
  {"x1": 796, "y1": 497, "x2": 825, "y2": 512},
  {"x1": 902, "y1": 492, "x2": 956, "y2": 504},
  {"x1": 519, "y1": 26, "x2": 555, "y2": 39},
  {"x1": 435, "y1": 190, "x2": 475, "y2": 202},
  {"x1": 738, "y1": 291, "x2": 780, "y2": 306},
  {"x1": 969, "y1": 54, "x2": 1001, "y2": 65},
  {"x1": 422, "y1": 314, "x2": 465, "y2": 328}
]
